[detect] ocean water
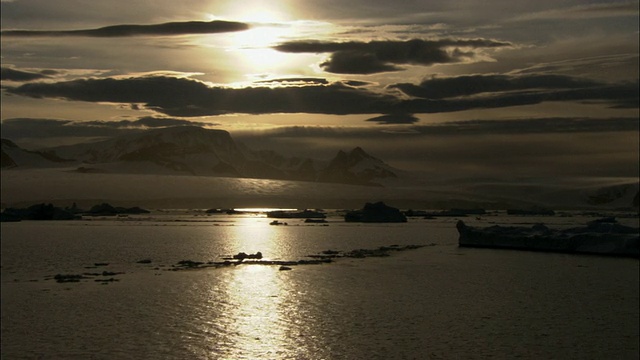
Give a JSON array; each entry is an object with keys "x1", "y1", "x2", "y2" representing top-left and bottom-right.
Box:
[{"x1": 1, "y1": 212, "x2": 638, "y2": 359}]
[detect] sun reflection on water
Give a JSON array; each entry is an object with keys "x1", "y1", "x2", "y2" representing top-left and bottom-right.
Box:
[
  {"x1": 204, "y1": 216, "x2": 299, "y2": 358},
  {"x1": 220, "y1": 266, "x2": 290, "y2": 358}
]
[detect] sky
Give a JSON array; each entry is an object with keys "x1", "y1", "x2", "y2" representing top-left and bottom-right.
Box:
[{"x1": 1, "y1": 0, "x2": 638, "y2": 180}]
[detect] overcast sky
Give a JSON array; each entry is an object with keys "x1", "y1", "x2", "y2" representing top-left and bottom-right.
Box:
[{"x1": 1, "y1": 0, "x2": 638, "y2": 180}]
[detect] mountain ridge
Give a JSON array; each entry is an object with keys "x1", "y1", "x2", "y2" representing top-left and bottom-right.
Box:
[
  {"x1": 1, "y1": 126, "x2": 401, "y2": 186},
  {"x1": 3, "y1": 126, "x2": 638, "y2": 210}
]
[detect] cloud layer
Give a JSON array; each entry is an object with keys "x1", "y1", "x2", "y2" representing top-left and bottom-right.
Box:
[
  {"x1": 1, "y1": 67, "x2": 51, "y2": 81},
  {"x1": 390, "y1": 74, "x2": 603, "y2": 99},
  {"x1": 274, "y1": 39, "x2": 512, "y2": 74},
  {"x1": 1, "y1": 20, "x2": 249, "y2": 37},
  {"x1": 7, "y1": 73, "x2": 638, "y2": 117},
  {"x1": 3, "y1": 116, "x2": 636, "y2": 143}
]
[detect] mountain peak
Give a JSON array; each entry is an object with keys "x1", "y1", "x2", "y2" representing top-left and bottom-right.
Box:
[
  {"x1": 350, "y1": 146, "x2": 366, "y2": 156},
  {"x1": 318, "y1": 146, "x2": 398, "y2": 186},
  {"x1": 348, "y1": 146, "x2": 375, "y2": 163}
]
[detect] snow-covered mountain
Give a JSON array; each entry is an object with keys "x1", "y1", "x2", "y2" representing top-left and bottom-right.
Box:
[
  {"x1": 1, "y1": 139, "x2": 73, "y2": 169},
  {"x1": 585, "y1": 182, "x2": 639, "y2": 209},
  {"x1": 1, "y1": 126, "x2": 400, "y2": 186},
  {"x1": 5, "y1": 126, "x2": 636, "y2": 210},
  {"x1": 317, "y1": 147, "x2": 400, "y2": 186},
  {"x1": 48, "y1": 126, "x2": 253, "y2": 176}
]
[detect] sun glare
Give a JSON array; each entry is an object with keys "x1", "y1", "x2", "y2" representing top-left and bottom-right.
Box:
[
  {"x1": 221, "y1": 23, "x2": 304, "y2": 77},
  {"x1": 200, "y1": 1, "x2": 337, "y2": 82},
  {"x1": 203, "y1": 1, "x2": 323, "y2": 78},
  {"x1": 212, "y1": 0, "x2": 292, "y2": 23},
  {"x1": 234, "y1": 207, "x2": 297, "y2": 213}
]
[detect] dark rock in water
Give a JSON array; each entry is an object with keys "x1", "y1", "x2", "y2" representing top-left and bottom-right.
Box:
[
  {"x1": 506, "y1": 207, "x2": 555, "y2": 216},
  {"x1": 344, "y1": 202, "x2": 407, "y2": 223},
  {"x1": 304, "y1": 218, "x2": 328, "y2": 223},
  {"x1": 167, "y1": 243, "x2": 427, "y2": 272},
  {"x1": 457, "y1": 220, "x2": 639, "y2": 257},
  {"x1": 268, "y1": 209, "x2": 325, "y2": 219},
  {"x1": 232, "y1": 251, "x2": 263, "y2": 260},
  {"x1": 176, "y1": 260, "x2": 204, "y2": 268},
  {"x1": 86, "y1": 203, "x2": 150, "y2": 216},
  {"x1": 423, "y1": 208, "x2": 486, "y2": 217},
  {"x1": 101, "y1": 271, "x2": 124, "y2": 276},
  {"x1": 269, "y1": 220, "x2": 288, "y2": 226},
  {"x1": 0, "y1": 212, "x2": 22, "y2": 222},
  {"x1": 1, "y1": 203, "x2": 79, "y2": 221},
  {"x1": 53, "y1": 274, "x2": 87, "y2": 283},
  {"x1": 136, "y1": 259, "x2": 152, "y2": 264}
]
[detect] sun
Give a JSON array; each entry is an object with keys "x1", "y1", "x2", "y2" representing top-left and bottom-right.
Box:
[
  {"x1": 202, "y1": 2, "x2": 298, "y2": 75},
  {"x1": 211, "y1": 0, "x2": 292, "y2": 23},
  {"x1": 202, "y1": 2, "x2": 334, "y2": 82}
]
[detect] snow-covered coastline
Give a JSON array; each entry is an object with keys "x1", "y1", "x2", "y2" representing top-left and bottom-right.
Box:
[{"x1": 1, "y1": 166, "x2": 638, "y2": 211}]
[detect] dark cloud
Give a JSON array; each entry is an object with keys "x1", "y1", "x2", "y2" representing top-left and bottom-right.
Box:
[
  {"x1": 274, "y1": 38, "x2": 512, "y2": 74},
  {"x1": 321, "y1": 50, "x2": 402, "y2": 74},
  {"x1": 416, "y1": 117, "x2": 640, "y2": 135},
  {"x1": 366, "y1": 114, "x2": 419, "y2": 124},
  {"x1": 254, "y1": 77, "x2": 329, "y2": 85},
  {"x1": 6, "y1": 76, "x2": 398, "y2": 116},
  {"x1": 392, "y1": 80, "x2": 640, "y2": 114},
  {"x1": 7, "y1": 74, "x2": 638, "y2": 117},
  {"x1": 1, "y1": 20, "x2": 249, "y2": 37},
  {"x1": 39, "y1": 69, "x2": 61, "y2": 76},
  {"x1": 391, "y1": 74, "x2": 602, "y2": 99},
  {"x1": 1, "y1": 118, "x2": 123, "y2": 140},
  {"x1": 0, "y1": 117, "x2": 209, "y2": 140},
  {"x1": 254, "y1": 117, "x2": 639, "y2": 138},
  {"x1": 82, "y1": 116, "x2": 212, "y2": 128},
  {"x1": 1, "y1": 67, "x2": 50, "y2": 81},
  {"x1": 340, "y1": 80, "x2": 375, "y2": 87}
]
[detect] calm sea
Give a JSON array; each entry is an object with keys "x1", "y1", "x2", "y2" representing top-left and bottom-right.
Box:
[{"x1": 1, "y1": 212, "x2": 638, "y2": 359}]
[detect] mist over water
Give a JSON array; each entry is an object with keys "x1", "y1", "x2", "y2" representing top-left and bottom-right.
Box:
[
  {"x1": 2, "y1": 168, "x2": 638, "y2": 210},
  {"x1": 2, "y1": 213, "x2": 638, "y2": 359}
]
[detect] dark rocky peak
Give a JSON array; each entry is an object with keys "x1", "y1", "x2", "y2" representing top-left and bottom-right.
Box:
[
  {"x1": 328, "y1": 150, "x2": 348, "y2": 167},
  {"x1": 349, "y1": 146, "x2": 370, "y2": 160},
  {"x1": 1, "y1": 139, "x2": 19, "y2": 149},
  {"x1": 348, "y1": 147, "x2": 383, "y2": 166},
  {"x1": 328, "y1": 147, "x2": 381, "y2": 168}
]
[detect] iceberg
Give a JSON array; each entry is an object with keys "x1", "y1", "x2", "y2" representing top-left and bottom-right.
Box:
[
  {"x1": 344, "y1": 202, "x2": 407, "y2": 223},
  {"x1": 456, "y1": 219, "x2": 639, "y2": 257}
]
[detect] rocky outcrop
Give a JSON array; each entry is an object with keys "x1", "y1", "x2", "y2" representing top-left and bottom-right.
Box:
[
  {"x1": 344, "y1": 202, "x2": 407, "y2": 223},
  {"x1": 1, "y1": 203, "x2": 79, "y2": 221},
  {"x1": 0, "y1": 202, "x2": 153, "y2": 221},
  {"x1": 86, "y1": 203, "x2": 150, "y2": 216}
]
